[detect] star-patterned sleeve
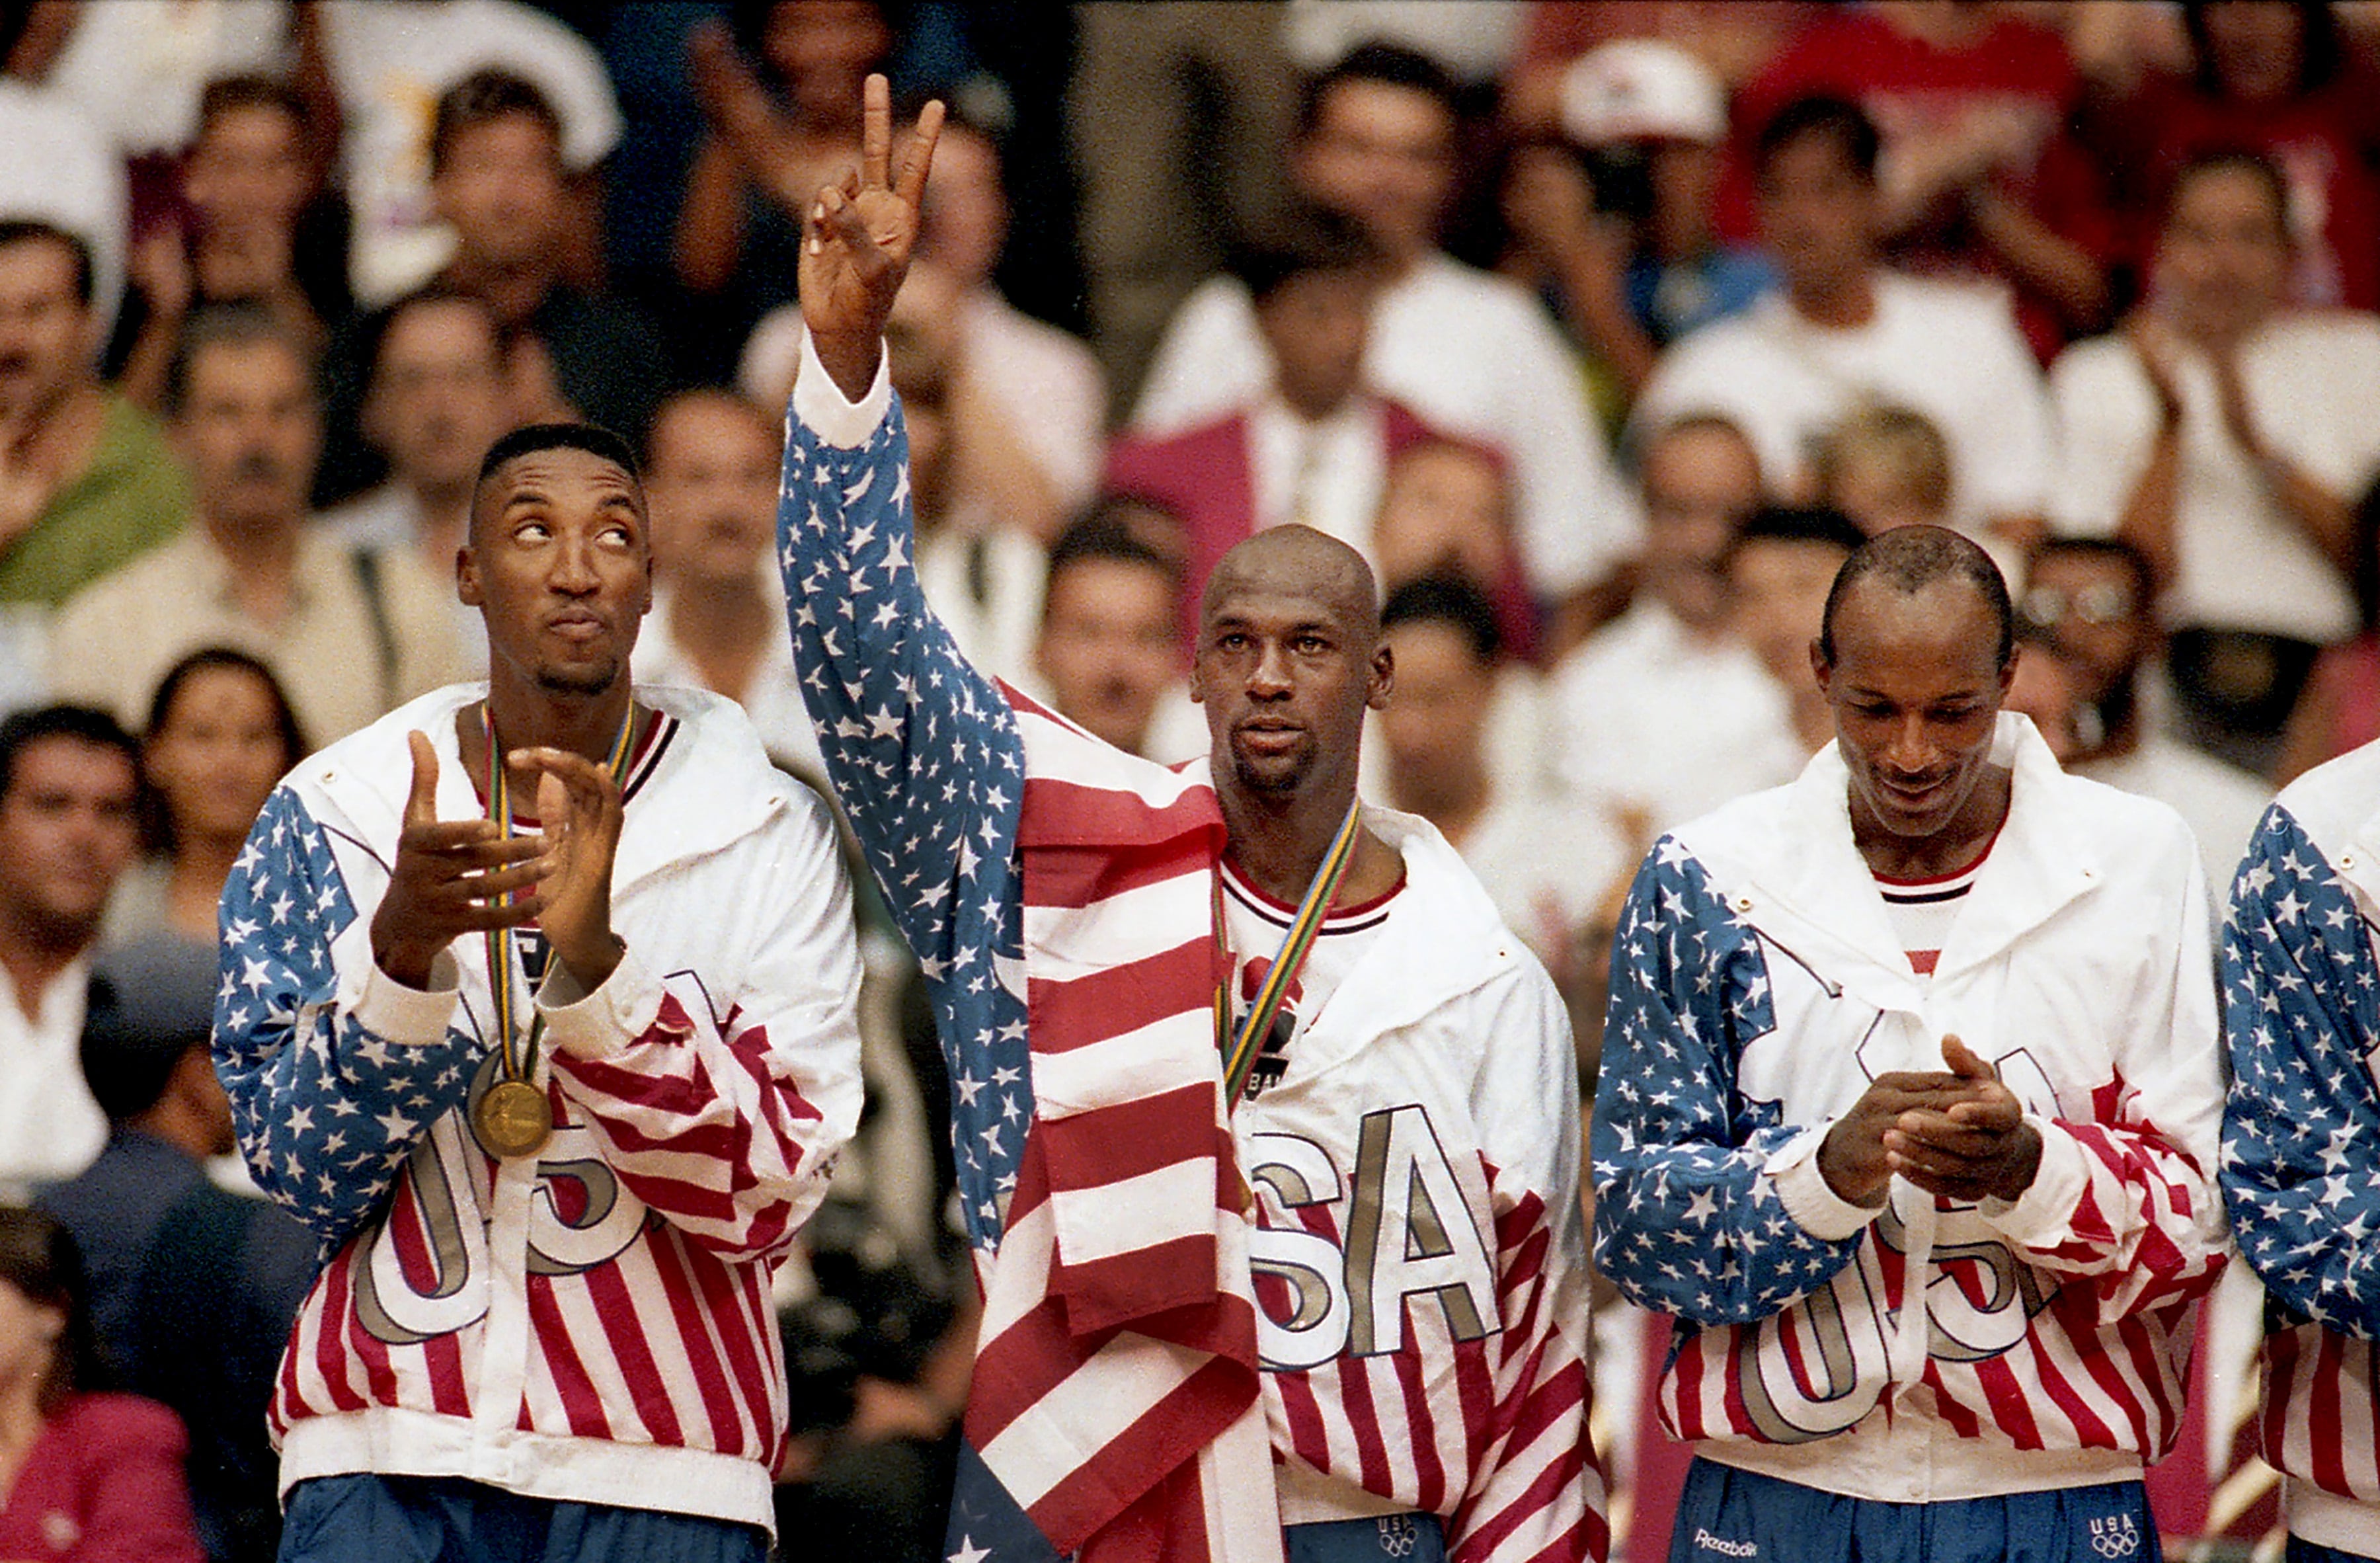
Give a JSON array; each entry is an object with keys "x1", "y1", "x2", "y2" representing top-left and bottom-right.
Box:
[
  {"x1": 1591, "y1": 839, "x2": 1862, "y2": 1326},
  {"x1": 2221, "y1": 803, "x2": 2380, "y2": 1338},
  {"x1": 214, "y1": 785, "x2": 481, "y2": 1246},
  {"x1": 777, "y1": 337, "x2": 1033, "y2": 1258}
]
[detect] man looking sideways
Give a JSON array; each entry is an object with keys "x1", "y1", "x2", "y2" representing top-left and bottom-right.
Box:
[
  {"x1": 781, "y1": 76, "x2": 1600, "y2": 1563},
  {"x1": 210, "y1": 422, "x2": 863, "y2": 1562},
  {"x1": 1595, "y1": 526, "x2": 2227, "y2": 1562}
]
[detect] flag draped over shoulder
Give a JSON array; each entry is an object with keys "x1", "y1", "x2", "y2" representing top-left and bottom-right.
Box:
[{"x1": 947, "y1": 690, "x2": 1284, "y2": 1563}]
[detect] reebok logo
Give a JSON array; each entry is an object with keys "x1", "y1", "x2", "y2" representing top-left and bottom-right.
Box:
[{"x1": 1695, "y1": 1529, "x2": 1758, "y2": 1558}]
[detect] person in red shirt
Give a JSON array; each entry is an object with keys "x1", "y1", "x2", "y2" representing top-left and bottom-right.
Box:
[{"x1": 0, "y1": 1205, "x2": 204, "y2": 1563}]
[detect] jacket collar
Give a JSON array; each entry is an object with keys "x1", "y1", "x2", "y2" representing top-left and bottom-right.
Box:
[
  {"x1": 1731, "y1": 713, "x2": 2099, "y2": 1002},
  {"x1": 295, "y1": 682, "x2": 790, "y2": 897}
]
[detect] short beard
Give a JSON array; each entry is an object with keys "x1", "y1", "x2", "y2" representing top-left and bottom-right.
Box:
[
  {"x1": 536, "y1": 658, "x2": 621, "y2": 698},
  {"x1": 1231, "y1": 747, "x2": 1311, "y2": 798}
]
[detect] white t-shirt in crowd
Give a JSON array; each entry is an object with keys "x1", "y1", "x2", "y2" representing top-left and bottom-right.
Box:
[
  {"x1": 915, "y1": 516, "x2": 1046, "y2": 692},
  {"x1": 46, "y1": 0, "x2": 290, "y2": 156},
  {"x1": 0, "y1": 958, "x2": 106, "y2": 1196},
  {"x1": 0, "y1": 83, "x2": 126, "y2": 333},
  {"x1": 1449, "y1": 780, "x2": 1630, "y2": 979},
  {"x1": 321, "y1": 0, "x2": 621, "y2": 304},
  {"x1": 1549, "y1": 600, "x2": 1805, "y2": 831},
  {"x1": 742, "y1": 290, "x2": 1108, "y2": 517},
  {"x1": 2077, "y1": 735, "x2": 2272, "y2": 898},
  {"x1": 1632, "y1": 270, "x2": 2053, "y2": 530},
  {"x1": 631, "y1": 584, "x2": 826, "y2": 789},
  {"x1": 2047, "y1": 311, "x2": 2380, "y2": 645},
  {"x1": 1133, "y1": 251, "x2": 1641, "y2": 598}
]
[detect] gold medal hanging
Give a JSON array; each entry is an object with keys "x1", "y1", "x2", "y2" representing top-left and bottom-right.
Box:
[{"x1": 468, "y1": 701, "x2": 637, "y2": 1160}]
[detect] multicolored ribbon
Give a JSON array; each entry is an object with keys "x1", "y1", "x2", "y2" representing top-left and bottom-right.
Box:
[{"x1": 1214, "y1": 798, "x2": 1363, "y2": 1110}]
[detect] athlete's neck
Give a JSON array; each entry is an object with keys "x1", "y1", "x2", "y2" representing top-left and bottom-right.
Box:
[
  {"x1": 1850, "y1": 763, "x2": 2012, "y2": 882},
  {"x1": 475, "y1": 671, "x2": 637, "y2": 803},
  {"x1": 1219, "y1": 774, "x2": 1399, "y2": 908}
]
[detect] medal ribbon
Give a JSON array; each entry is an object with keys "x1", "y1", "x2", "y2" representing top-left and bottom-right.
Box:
[
  {"x1": 1214, "y1": 799, "x2": 1363, "y2": 1111},
  {"x1": 480, "y1": 702, "x2": 637, "y2": 1094}
]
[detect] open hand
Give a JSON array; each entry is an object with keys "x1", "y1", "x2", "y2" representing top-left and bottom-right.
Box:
[
  {"x1": 518, "y1": 746, "x2": 626, "y2": 989},
  {"x1": 370, "y1": 731, "x2": 553, "y2": 988},
  {"x1": 798, "y1": 73, "x2": 944, "y2": 399}
]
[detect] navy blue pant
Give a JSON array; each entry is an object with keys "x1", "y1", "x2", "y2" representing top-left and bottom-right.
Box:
[
  {"x1": 1671, "y1": 1459, "x2": 2161, "y2": 1563},
  {"x1": 2289, "y1": 1537, "x2": 2380, "y2": 1563},
  {"x1": 277, "y1": 1473, "x2": 769, "y2": 1563}
]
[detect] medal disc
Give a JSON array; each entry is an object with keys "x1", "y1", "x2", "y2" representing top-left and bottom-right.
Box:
[{"x1": 473, "y1": 1078, "x2": 553, "y2": 1159}]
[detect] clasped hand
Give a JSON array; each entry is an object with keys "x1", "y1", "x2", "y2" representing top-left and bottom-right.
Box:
[
  {"x1": 370, "y1": 730, "x2": 627, "y2": 993},
  {"x1": 1817, "y1": 1035, "x2": 2043, "y2": 1209}
]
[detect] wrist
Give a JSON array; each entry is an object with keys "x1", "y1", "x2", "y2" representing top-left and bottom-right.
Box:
[
  {"x1": 551, "y1": 932, "x2": 624, "y2": 992},
  {"x1": 1817, "y1": 1121, "x2": 1885, "y2": 1207},
  {"x1": 374, "y1": 941, "x2": 437, "y2": 991},
  {"x1": 811, "y1": 330, "x2": 883, "y2": 403},
  {"x1": 1991, "y1": 1122, "x2": 2045, "y2": 1203}
]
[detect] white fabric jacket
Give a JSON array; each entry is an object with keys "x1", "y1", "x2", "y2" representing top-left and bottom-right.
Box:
[
  {"x1": 214, "y1": 683, "x2": 863, "y2": 1529},
  {"x1": 1593, "y1": 714, "x2": 2229, "y2": 1503}
]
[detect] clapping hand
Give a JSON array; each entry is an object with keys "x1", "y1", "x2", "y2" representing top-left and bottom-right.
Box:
[{"x1": 370, "y1": 732, "x2": 553, "y2": 989}]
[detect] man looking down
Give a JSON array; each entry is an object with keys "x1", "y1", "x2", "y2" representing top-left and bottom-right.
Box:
[{"x1": 779, "y1": 76, "x2": 1602, "y2": 1563}]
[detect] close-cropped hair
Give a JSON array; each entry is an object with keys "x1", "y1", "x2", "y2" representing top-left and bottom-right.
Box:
[
  {"x1": 477, "y1": 422, "x2": 641, "y2": 491},
  {"x1": 430, "y1": 67, "x2": 563, "y2": 177},
  {"x1": 0, "y1": 705, "x2": 136, "y2": 805},
  {"x1": 1297, "y1": 40, "x2": 1462, "y2": 137},
  {"x1": 1755, "y1": 94, "x2": 1881, "y2": 184},
  {"x1": 1819, "y1": 524, "x2": 2015, "y2": 670},
  {"x1": 0, "y1": 219, "x2": 94, "y2": 307}
]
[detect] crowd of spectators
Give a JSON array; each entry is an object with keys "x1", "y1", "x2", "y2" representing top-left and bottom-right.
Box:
[{"x1": 1, "y1": 1, "x2": 2377, "y2": 1558}]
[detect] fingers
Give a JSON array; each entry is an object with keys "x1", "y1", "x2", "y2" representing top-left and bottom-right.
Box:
[
  {"x1": 1941, "y1": 1034, "x2": 1997, "y2": 1082},
  {"x1": 1891, "y1": 1109, "x2": 2018, "y2": 1158},
  {"x1": 1945, "y1": 1090, "x2": 2024, "y2": 1133},
  {"x1": 863, "y1": 71, "x2": 891, "y2": 190},
  {"x1": 894, "y1": 98, "x2": 946, "y2": 208},
  {"x1": 401, "y1": 821, "x2": 537, "y2": 862},
  {"x1": 809, "y1": 184, "x2": 885, "y2": 270},
  {"x1": 513, "y1": 746, "x2": 620, "y2": 808},
  {"x1": 404, "y1": 731, "x2": 439, "y2": 827}
]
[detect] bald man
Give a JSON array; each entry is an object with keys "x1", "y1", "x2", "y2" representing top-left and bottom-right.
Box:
[
  {"x1": 1593, "y1": 527, "x2": 2226, "y2": 1563},
  {"x1": 773, "y1": 77, "x2": 1603, "y2": 1563}
]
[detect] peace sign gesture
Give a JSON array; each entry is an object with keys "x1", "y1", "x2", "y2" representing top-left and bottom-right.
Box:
[{"x1": 800, "y1": 72, "x2": 944, "y2": 401}]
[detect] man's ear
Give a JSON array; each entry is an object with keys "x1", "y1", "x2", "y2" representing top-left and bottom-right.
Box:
[
  {"x1": 1367, "y1": 641, "x2": 1394, "y2": 711},
  {"x1": 456, "y1": 543, "x2": 483, "y2": 608},
  {"x1": 1807, "y1": 637, "x2": 1832, "y2": 698}
]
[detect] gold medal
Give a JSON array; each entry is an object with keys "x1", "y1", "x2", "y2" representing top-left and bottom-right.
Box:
[{"x1": 473, "y1": 1078, "x2": 553, "y2": 1159}]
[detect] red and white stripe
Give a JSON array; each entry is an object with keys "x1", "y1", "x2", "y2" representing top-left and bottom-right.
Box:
[{"x1": 2260, "y1": 1322, "x2": 2380, "y2": 1503}]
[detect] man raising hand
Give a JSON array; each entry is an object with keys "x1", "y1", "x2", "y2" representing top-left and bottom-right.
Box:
[{"x1": 783, "y1": 75, "x2": 1603, "y2": 1563}]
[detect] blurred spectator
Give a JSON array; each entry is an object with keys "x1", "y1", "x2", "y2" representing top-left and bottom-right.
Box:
[
  {"x1": 676, "y1": 3, "x2": 892, "y2": 354},
  {"x1": 317, "y1": 67, "x2": 666, "y2": 507},
  {"x1": 1633, "y1": 95, "x2": 2055, "y2": 541},
  {"x1": 2048, "y1": 149, "x2": 2380, "y2": 772},
  {"x1": 1377, "y1": 574, "x2": 1626, "y2": 996},
  {"x1": 0, "y1": 706, "x2": 138, "y2": 1193},
  {"x1": 104, "y1": 650, "x2": 305, "y2": 950},
  {"x1": 1283, "y1": 1, "x2": 1524, "y2": 83},
  {"x1": 1726, "y1": 502, "x2": 1866, "y2": 756},
  {"x1": 1134, "y1": 41, "x2": 1640, "y2": 647},
  {"x1": 1813, "y1": 401, "x2": 1953, "y2": 537},
  {"x1": 1726, "y1": 0, "x2": 2116, "y2": 358},
  {"x1": 0, "y1": 1206, "x2": 205, "y2": 1563},
  {"x1": 117, "y1": 77, "x2": 349, "y2": 415},
  {"x1": 2015, "y1": 536, "x2": 2271, "y2": 891},
  {"x1": 1500, "y1": 40, "x2": 1776, "y2": 399},
  {"x1": 319, "y1": 287, "x2": 509, "y2": 662},
  {"x1": 1371, "y1": 438, "x2": 1540, "y2": 663},
  {"x1": 0, "y1": 221, "x2": 189, "y2": 621},
  {"x1": 742, "y1": 111, "x2": 1106, "y2": 540},
  {"x1": 1031, "y1": 505, "x2": 1200, "y2": 763},
  {"x1": 1551, "y1": 415, "x2": 1796, "y2": 829},
  {"x1": 2278, "y1": 481, "x2": 2380, "y2": 785},
  {"x1": 631, "y1": 387, "x2": 824, "y2": 782},
  {"x1": 2088, "y1": 0, "x2": 2380, "y2": 314},
  {"x1": 51, "y1": 304, "x2": 470, "y2": 744},
  {"x1": 319, "y1": 0, "x2": 620, "y2": 305},
  {"x1": 2003, "y1": 620, "x2": 2092, "y2": 764},
  {"x1": 40, "y1": 940, "x2": 316, "y2": 1563},
  {"x1": 0, "y1": 73, "x2": 128, "y2": 338},
  {"x1": 1107, "y1": 212, "x2": 1445, "y2": 642},
  {"x1": 1070, "y1": 2, "x2": 1298, "y2": 411},
  {"x1": 39, "y1": 1, "x2": 300, "y2": 168},
  {"x1": 1507, "y1": 2, "x2": 1813, "y2": 112}
]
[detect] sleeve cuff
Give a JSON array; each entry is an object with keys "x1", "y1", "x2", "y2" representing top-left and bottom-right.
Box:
[
  {"x1": 344, "y1": 950, "x2": 463, "y2": 1046},
  {"x1": 1980, "y1": 1115, "x2": 2088, "y2": 1246},
  {"x1": 793, "y1": 329, "x2": 893, "y2": 449},
  {"x1": 1767, "y1": 1121, "x2": 1885, "y2": 1242},
  {"x1": 537, "y1": 944, "x2": 665, "y2": 1064}
]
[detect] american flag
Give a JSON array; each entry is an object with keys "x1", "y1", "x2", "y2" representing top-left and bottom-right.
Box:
[
  {"x1": 780, "y1": 389, "x2": 1281, "y2": 1563},
  {"x1": 2221, "y1": 799, "x2": 2380, "y2": 1503}
]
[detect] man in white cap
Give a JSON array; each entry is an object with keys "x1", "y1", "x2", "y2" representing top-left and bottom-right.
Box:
[{"x1": 1503, "y1": 40, "x2": 1779, "y2": 397}]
